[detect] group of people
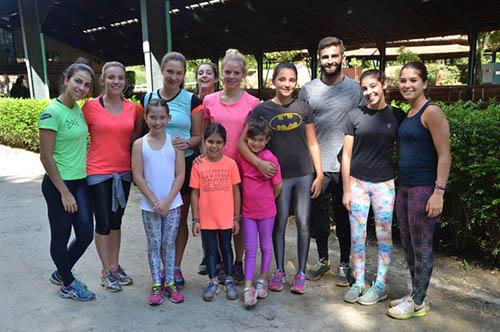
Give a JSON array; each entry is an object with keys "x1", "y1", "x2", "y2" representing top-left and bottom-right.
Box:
[{"x1": 38, "y1": 35, "x2": 450, "y2": 320}]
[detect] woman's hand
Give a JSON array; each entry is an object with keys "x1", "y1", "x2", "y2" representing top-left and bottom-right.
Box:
[
  {"x1": 232, "y1": 220, "x2": 240, "y2": 235},
  {"x1": 257, "y1": 160, "x2": 277, "y2": 178},
  {"x1": 172, "y1": 136, "x2": 189, "y2": 151},
  {"x1": 192, "y1": 222, "x2": 200, "y2": 237},
  {"x1": 342, "y1": 190, "x2": 352, "y2": 212},
  {"x1": 193, "y1": 153, "x2": 206, "y2": 165},
  {"x1": 426, "y1": 191, "x2": 444, "y2": 217},
  {"x1": 61, "y1": 190, "x2": 78, "y2": 213},
  {"x1": 310, "y1": 175, "x2": 323, "y2": 199}
]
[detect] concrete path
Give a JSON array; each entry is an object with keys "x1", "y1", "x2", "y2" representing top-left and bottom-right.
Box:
[{"x1": 0, "y1": 145, "x2": 499, "y2": 332}]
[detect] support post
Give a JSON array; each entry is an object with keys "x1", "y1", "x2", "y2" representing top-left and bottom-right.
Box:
[
  {"x1": 308, "y1": 47, "x2": 318, "y2": 79},
  {"x1": 140, "y1": 0, "x2": 170, "y2": 91},
  {"x1": 467, "y1": 29, "x2": 478, "y2": 86},
  {"x1": 17, "y1": 0, "x2": 49, "y2": 99},
  {"x1": 255, "y1": 50, "x2": 264, "y2": 98},
  {"x1": 376, "y1": 39, "x2": 387, "y2": 73}
]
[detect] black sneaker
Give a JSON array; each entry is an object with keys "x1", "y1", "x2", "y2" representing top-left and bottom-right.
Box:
[
  {"x1": 335, "y1": 263, "x2": 354, "y2": 287},
  {"x1": 232, "y1": 261, "x2": 244, "y2": 285},
  {"x1": 198, "y1": 257, "x2": 208, "y2": 275},
  {"x1": 306, "y1": 258, "x2": 331, "y2": 281}
]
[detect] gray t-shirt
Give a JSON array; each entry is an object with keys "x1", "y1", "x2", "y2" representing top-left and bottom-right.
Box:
[{"x1": 298, "y1": 76, "x2": 362, "y2": 172}]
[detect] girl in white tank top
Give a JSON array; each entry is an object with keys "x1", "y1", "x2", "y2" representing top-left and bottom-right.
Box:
[{"x1": 131, "y1": 99, "x2": 186, "y2": 305}]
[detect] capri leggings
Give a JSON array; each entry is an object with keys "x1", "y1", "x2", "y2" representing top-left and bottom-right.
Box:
[
  {"x1": 89, "y1": 178, "x2": 131, "y2": 235},
  {"x1": 41, "y1": 175, "x2": 94, "y2": 287},
  {"x1": 349, "y1": 177, "x2": 394, "y2": 289},
  {"x1": 273, "y1": 174, "x2": 313, "y2": 274},
  {"x1": 142, "y1": 208, "x2": 181, "y2": 285},
  {"x1": 395, "y1": 185, "x2": 437, "y2": 306}
]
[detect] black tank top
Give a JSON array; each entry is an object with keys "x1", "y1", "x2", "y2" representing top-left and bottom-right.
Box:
[{"x1": 398, "y1": 101, "x2": 437, "y2": 186}]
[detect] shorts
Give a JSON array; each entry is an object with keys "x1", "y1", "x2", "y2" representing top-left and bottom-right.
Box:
[{"x1": 181, "y1": 149, "x2": 199, "y2": 196}]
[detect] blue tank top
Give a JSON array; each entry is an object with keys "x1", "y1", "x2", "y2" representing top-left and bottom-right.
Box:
[{"x1": 398, "y1": 101, "x2": 437, "y2": 186}]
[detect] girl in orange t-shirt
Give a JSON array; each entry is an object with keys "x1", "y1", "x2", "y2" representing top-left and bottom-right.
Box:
[{"x1": 190, "y1": 123, "x2": 241, "y2": 302}]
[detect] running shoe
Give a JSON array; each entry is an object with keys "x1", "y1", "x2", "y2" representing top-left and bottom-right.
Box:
[
  {"x1": 164, "y1": 282, "x2": 184, "y2": 303},
  {"x1": 198, "y1": 257, "x2": 208, "y2": 275},
  {"x1": 243, "y1": 287, "x2": 257, "y2": 309},
  {"x1": 148, "y1": 284, "x2": 164, "y2": 306},
  {"x1": 59, "y1": 279, "x2": 96, "y2": 301},
  {"x1": 174, "y1": 268, "x2": 185, "y2": 288},
  {"x1": 203, "y1": 281, "x2": 220, "y2": 302},
  {"x1": 335, "y1": 262, "x2": 354, "y2": 287},
  {"x1": 112, "y1": 265, "x2": 133, "y2": 286},
  {"x1": 232, "y1": 261, "x2": 244, "y2": 285},
  {"x1": 390, "y1": 295, "x2": 431, "y2": 311},
  {"x1": 290, "y1": 272, "x2": 307, "y2": 294},
  {"x1": 387, "y1": 297, "x2": 427, "y2": 319},
  {"x1": 306, "y1": 258, "x2": 331, "y2": 281},
  {"x1": 269, "y1": 271, "x2": 286, "y2": 292},
  {"x1": 357, "y1": 283, "x2": 387, "y2": 305},
  {"x1": 49, "y1": 271, "x2": 62, "y2": 286},
  {"x1": 216, "y1": 263, "x2": 226, "y2": 284},
  {"x1": 100, "y1": 271, "x2": 122, "y2": 292},
  {"x1": 256, "y1": 279, "x2": 269, "y2": 299},
  {"x1": 344, "y1": 284, "x2": 364, "y2": 303},
  {"x1": 224, "y1": 279, "x2": 238, "y2": 300}
]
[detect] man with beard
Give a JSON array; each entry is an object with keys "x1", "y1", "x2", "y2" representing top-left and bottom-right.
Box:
[{"x1": 298, "y1": 36, "x2": 363, "y2": 286}]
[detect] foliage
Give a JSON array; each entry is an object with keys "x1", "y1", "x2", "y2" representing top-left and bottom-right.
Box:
[
  {"x1": 396, "y1": 46, "x2": 421, "y2": 65},
  {"x1": 348, "y1": 57, "x2": 363, "y2": 68},
  {"x1": 126, "y1": 65, "x2": 146, "y2": 85},
  {"x1": 426, "y1": 63, "x2": 461, "y2": 85},
  {"x1": 0, "y1": 98, "x2": 48, "y2": 152},
  {"x1": 438, "y1": 100, "x2": 500, "y2": 264}
]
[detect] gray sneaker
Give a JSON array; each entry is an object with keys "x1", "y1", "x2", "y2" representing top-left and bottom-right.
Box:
[
  {"x1": 203, "y1": 281, "x2": 220, "y2": 302},
  {"x1": 344, "y1": 284, "x2": 364, "y2": 303},
  {"x1": 357, "y1": 283, "x2": 388, "y2": 305},
  {"x1": 390, "y1": 295, "x2": 431, "y2": 311},
  {"x1": 306, "y1": 258, "x2": 331, "y2": 281},
  {"x1": 335, "y1": 263, "x2": 354, "y2": 287},
  {"x1": 113, "y1": 265, "x2": 133, "y2": 286},
  {"x1": 224, "y1": 279, "x2": 238, "y2": 300},
  {"x1": 100, "y1": 271, "x2": 122, "y2": 292}
]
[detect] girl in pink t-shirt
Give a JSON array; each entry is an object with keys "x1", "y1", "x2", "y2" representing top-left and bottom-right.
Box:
[
  {"x1": 202, "y1": 49, "x2": 260, "y2": 283},
  {"x1": 236, "y1": 118, "x2": 282, "y2": 309}
]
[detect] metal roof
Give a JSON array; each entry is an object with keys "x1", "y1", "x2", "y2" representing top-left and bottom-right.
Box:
[{"x1": 1, "y1": 0, "x2": 499, "y2": 64}]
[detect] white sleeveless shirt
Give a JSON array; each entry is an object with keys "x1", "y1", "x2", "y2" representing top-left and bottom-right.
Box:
[{"x1": 140, "y1": 133, "x2": 183, "y2": 212}]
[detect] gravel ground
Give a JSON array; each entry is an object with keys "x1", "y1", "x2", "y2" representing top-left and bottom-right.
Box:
[{"x1": 0, "y1": 144, "x2": 499, "y2": 332}]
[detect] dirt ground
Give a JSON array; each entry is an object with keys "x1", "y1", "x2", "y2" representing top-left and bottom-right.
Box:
[{"x1": 0, "y1": 144, "x2": 499, "y2": 332}]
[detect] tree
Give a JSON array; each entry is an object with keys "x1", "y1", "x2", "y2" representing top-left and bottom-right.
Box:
[{"x1": 396, "y1": 46, "x2": 421, "y2": 64}]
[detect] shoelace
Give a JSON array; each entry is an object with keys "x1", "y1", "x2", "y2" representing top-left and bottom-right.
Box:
[{"x1": 152, "y1": 286, "x2": 162, "y2": 295}]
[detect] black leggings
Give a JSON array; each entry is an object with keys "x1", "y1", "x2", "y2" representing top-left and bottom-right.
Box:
[
  {"x1": 42, "y1": 175, "x2": 94, "y2": 286},
  {"x1": 201, "y1": 229, "x2": 233, "y2": 279},
  {"x1": 310, "y1": 172, "x2": 350, "y2": 264},
  {"x1": 273, "y1": 174, "x2": 312, "y2": 274},
  {"x1": 88, "y1": 178, "x2": 131, "y2": 235}
]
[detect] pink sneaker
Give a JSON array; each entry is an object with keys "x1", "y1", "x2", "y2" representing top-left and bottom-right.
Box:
[
  {"x1": 165, "y1": 282, "x2": 184, "y2": 303},
  {"x1": 269, "y1": 271, "x2": 286, "y2": 292},
  {"x1": 148, "y1": 284, "x2": 164, "y2": 306},
  {"x1": 291, "y1": 273, "x2": 307, "y2": 294},
  {"x1": 256, "y1": 279, "x2": 269, "y2": 299}
]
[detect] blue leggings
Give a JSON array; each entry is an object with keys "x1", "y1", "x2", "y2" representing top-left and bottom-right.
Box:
[
  {"x1": 201, "y1": 229, "x2": 233, "y2": 279},
  {"x1": 41, "y1": 175, "x2": 94, "y2": 287},
  {"x1": 273, "y1": 174, "x2": 313, "y2": 274}
]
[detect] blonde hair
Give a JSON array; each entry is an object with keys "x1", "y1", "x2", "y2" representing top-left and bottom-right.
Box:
[
  {"x1": 100, "y1": 61, "x2": 126, "y2": 81},
  {"x1": 221, "y1": 48, "x2": 246, "y2": 74}
]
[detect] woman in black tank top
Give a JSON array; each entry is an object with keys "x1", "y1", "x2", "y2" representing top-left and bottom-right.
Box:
[{"x1": 388, "y1": 62, "x2": 451, "y2": 319}]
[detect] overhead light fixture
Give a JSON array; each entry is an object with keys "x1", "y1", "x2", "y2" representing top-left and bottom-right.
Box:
[
  {"x1": 184, "y1": 33, "x2": 189, "y2": 39},
  {"x1": 224, "y1": 26, "x2": 230, "y2": 33},
  {"x1": 282, "y1": 16, "x2": 288, "y2": 24},
  {"x1": 346, "y1": 6, "x2": 353, "y2": 15}
]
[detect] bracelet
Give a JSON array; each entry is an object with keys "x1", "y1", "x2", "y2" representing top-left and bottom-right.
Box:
[
  {"x1": 434, "y1": 181, "x2": 446, "y2": 191},
  {"x1": 192, "y1": 217, "x2": 199, "y2": 225},
  {"x1": 233, "y1": 215, "x2": 241, "y2": 223}
]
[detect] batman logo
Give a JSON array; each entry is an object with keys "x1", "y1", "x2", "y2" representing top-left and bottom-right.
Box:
[{"x1": 269, "y1": 112, "x2": 302, "y2": 131}]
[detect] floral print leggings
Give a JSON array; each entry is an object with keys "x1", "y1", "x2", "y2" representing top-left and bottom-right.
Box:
[
  {"x1": 142, "y1": 208, "x2": 180, "y2": 285},
  {"x1": 349, "y1": 177, "x2": 394, "y2": 289}
]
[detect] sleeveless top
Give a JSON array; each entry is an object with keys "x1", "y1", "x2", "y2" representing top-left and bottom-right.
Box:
[
  {"x1": 398, "y1": 101, "x2": 438, "y2": 186},
  {"x1": 140, "y1": 133, "x2": 183, "y2": 211}
]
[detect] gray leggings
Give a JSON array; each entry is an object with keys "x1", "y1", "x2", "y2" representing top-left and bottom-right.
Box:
[{"x1": 273, "y1": 174, "x2": 313, "y2": 274}]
